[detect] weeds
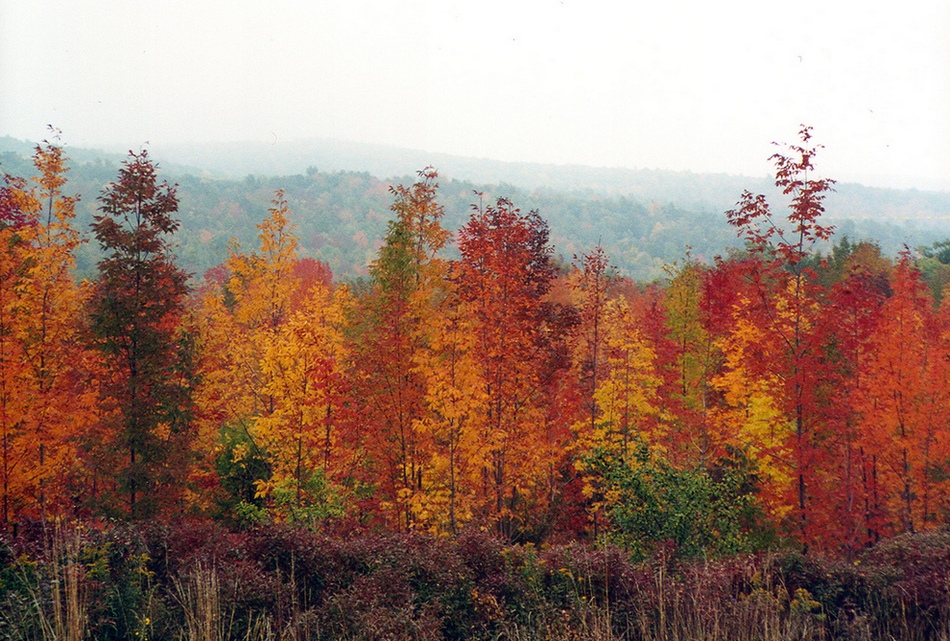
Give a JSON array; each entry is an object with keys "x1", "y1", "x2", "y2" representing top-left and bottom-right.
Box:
[
  {"x1": 2, "y1": 521, "x2": 950, "y2": 640},
  {"x1": 0, "y1": 522, "x2": 87, "y2": 641},
  {"x1": 173, "y1": 563, "x2": 232, "y2": 641}
]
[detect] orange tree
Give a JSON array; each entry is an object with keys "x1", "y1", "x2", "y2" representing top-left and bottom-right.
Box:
[
  {"x1": 853, "y1": 254, "x2": 950, "y2": 537},
  {"x1": 455, "y1": 196, "x2": 563, "y2": 538},
  {"x1": 0, "y1": 136, "x2": 88, "y2": 525},
  {"x1": 352, "y1": 168, "x2": 451, "y2": 531}
]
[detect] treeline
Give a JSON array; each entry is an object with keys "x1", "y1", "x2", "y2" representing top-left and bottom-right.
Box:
[
  {"x1": 3, "y1": 140, "x2": 737, "y2": 282},
  {"x1": 3, "y1": 129, "x2": 950, "y2": 558},
  {"x1": 5, "y1": 135, "x2": 949, "y2": 285}
]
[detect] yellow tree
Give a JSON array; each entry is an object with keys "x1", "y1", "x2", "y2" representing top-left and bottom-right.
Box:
[
  {"x1": 412, "y1": 280, "x2": 487, "y2": 534},
  {"x1": 254, "y1": 283, "x2": 352, "y2": 520},
  {"x1": 223, "y1": 190, "x2": 298, "y2": 412},
  {"x1": 569, "y1": 247, "x2": 612, "y2": 441},
  {"x1": 586, "y1": 296, "x2": 665, "y2": 459},
  {"x1": 230, "y1": 190, "x2": 299, "y2": 333},
  {"x1": 564, "y1": 288, "x2": 664, "y2": 537},
  {"x1": 193, "y1": 191, "x2": 302, "y2": 515},
  {"x1": 712, "y1": 294, "x2": 793, "y2": 521},
  {"x1": 662, "y1": 258, "x2": 721, "y2": 464}
]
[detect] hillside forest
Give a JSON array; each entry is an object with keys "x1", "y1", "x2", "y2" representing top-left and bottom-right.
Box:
[
  {"x1": 4, "y1": 125, "x2": 950, "y2": 563},
  {"x1": 3, "y1": 133, "x2": 949, "y2": 287}
]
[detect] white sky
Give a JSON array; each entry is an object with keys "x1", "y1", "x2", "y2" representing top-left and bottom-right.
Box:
[{"x1": 2, "y1": 0, "x2": 948, "y2": 190}]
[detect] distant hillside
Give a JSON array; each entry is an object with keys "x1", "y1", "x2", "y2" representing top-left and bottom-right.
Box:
[
  {"x1": 2, "y1": 135, "x2": 949, "y2": 282},
  {"x1": 154, "y1": 138, "x2": 950, "y2": 223},
  {"x1": 157, "y1": 138, "x2": 771, "y2": 209}
]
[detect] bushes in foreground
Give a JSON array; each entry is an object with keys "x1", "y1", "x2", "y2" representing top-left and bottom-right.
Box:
[{"x1": 1, "y1": 521, "x2": 950, "y2": 640}]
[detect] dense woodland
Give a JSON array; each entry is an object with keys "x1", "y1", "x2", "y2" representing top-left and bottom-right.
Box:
[
  {"x1": 3, "y1": 127, "x2": 950, "y2": 562},
  {"x1": 8, "y1": 129, "x2": 950, "y2": 639}
]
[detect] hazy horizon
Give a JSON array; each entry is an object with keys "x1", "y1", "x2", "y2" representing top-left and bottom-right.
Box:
[{"x1": 3, "y1": 0, "x2": 948, "y2": 191}]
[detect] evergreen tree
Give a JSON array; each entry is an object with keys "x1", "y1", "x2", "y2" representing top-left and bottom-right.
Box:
[{"x1": 86, "y1": 150, "x2": 194, "y2": 518}]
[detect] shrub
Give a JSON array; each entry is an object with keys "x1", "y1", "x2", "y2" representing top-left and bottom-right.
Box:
[{"x1": 3, "y1": 519, "x2": 950, "y2": 640}]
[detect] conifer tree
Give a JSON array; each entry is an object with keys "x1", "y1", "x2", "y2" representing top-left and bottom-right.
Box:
[{"x1": 86, "y1": 150, "x2": 194, "y2": 518}]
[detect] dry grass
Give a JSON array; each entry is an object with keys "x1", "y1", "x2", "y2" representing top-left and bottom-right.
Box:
[
  {"x1": 174, "y1": 563, "x2": 231, "y2": 641},
  {"x1": 15, "y1": 523, "x2": 88, "y2": 641}
]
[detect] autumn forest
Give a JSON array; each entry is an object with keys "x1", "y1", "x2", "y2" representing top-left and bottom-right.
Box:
[{"x1": 3, "y1": 125, "x2": 950, "y2": 566}]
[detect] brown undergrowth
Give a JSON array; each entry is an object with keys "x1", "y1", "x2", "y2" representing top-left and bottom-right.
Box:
[{"x1": 2, "y1": 522, "x2": 949, "y2": 640}]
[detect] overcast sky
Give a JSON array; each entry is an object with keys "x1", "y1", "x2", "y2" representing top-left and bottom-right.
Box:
[{"x1": 2, "y1": 0, "x2": 948, "y2": 190}]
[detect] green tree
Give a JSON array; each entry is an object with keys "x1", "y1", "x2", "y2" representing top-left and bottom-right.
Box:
[
  {"x1": 356, "y1": 167, "x2": 451, "y2": 531},
  {"x1": 916, "y1": 239, "x2": 950, "y2": 301},
  {"x1": 589, "y1": 442, "x2": 766, "y2": 560},
  {"x1": 86, "y1": 150, "x2": 194, "y2": 518}
]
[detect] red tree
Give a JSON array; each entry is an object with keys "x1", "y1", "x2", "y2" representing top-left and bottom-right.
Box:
[
  {"x1": 725, "y1": 126, "x2": 837, "y2": 550},
  {"x1": 455, "y1": 197, "x2": 561, "y2": 537}
]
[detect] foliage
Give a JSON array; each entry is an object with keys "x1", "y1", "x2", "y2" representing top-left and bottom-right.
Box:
[
  {"x1": 0, "y1": 133, "x2": 89, "y2": 526},
  {"x1": 212, "y1": 421, "x2": 271, "y2": 523},
  {"x1": 587, "y1": 442, "x2": 766, "y2": 560},
  {"x1": 7, "y1": 127, "x2": 950, "y2": 565},
  {"x1": 85, "y1": 150, "x2": 195, "y2": 519},
  {"x1": 723, "y1": 126, "x2": 840, "y2": 551},
  {"x1": 354, "y1": 167, "x2": 451, "y2": 532},
  {"x1": 455, "y1": 196, "x2": 562, "y2": 538},
  {"x1": 3, "y1": 520, "x2": 950, "y2": 640}
]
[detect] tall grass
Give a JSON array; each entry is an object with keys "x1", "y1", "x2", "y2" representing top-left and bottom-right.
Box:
[
  {"x1": 0, "y1": 522, "x2": 87, "y2": 641},
  {"x1": 47, "y1": 524, "x2": 86, "y2": 641},
  {"x1": 174, "y1": 563, "x2": 230, "y2": 641}
]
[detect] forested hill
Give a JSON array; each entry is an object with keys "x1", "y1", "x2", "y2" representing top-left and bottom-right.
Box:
[{"x1": 2, "y1": 135, "x2": 949, "y2": 281}]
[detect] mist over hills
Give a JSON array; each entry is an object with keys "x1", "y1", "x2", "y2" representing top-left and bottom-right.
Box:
[
  {"x1": 159, "y1": 138, "x2": 770, "y2": 207},
  {"x1": 156, "y1": 138, "x2": 950, "y2": 223},
  {"x1": 2, "y1": 135, "x2": 949, "y2": 282}
]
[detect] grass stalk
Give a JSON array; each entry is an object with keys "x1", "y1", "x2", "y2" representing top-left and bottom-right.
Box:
[{"x1": 174, "y1": 563, "x2": 232, "y2": 641}]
